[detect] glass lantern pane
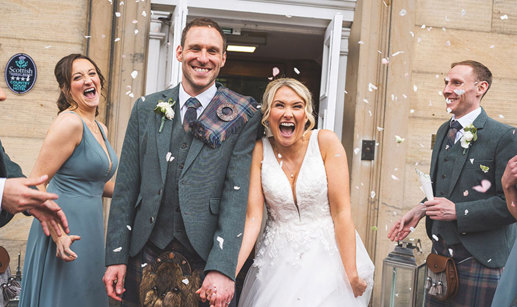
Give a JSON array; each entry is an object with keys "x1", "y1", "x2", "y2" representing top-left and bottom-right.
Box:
[
  {"x1": 382, "y1": 264, "x2": 415, "y2": 307},
  {"x1": 416, "y1": 264, "x2": 427, "y2": 307}
]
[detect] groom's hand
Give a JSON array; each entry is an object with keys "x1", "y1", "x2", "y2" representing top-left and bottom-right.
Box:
[
  {"x1": 197, "y1": 271, "x2": 234, "y2": 307},
  {"x1": 425, "y1": 197, "x2": 457, "y2": 221}
]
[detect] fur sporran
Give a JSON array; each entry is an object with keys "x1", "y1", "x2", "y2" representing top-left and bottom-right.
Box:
[
  {"x1": 425, "y1": 253, "x2": 459, "y2": 301},
  {"x1": 139, "y1": 250, "x2": 202, "y2": 307}
]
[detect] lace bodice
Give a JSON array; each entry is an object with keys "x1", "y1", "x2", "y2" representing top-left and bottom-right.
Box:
[{"x1": 255, "y1": 130, "x2": 338, "y2": 272}]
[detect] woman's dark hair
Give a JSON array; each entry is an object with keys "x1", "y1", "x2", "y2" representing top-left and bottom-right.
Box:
[{"x1": 54, "y1": 54, "x2": 105, "y2": 115}]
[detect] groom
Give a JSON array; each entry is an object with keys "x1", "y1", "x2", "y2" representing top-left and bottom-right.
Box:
[
  {"x1": 103, "y1": 18, "x2": 261, "y2": 306},
  {"x1": 388, "y1": 60, "x2": 517, "y2": 306}
]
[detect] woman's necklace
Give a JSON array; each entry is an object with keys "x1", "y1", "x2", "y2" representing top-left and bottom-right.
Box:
[{"x1": 277, "y1": 152, "x2": 295, "y2": 179}]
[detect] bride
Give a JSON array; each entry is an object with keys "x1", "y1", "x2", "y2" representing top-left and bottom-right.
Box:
[{"x1": 235, "y1": 78, "x2": 374, "y2": 306}]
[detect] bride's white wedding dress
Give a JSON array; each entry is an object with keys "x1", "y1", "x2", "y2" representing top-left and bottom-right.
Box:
[{"x1": 239, "y1": 130, "x2": 374, "y2": 307}]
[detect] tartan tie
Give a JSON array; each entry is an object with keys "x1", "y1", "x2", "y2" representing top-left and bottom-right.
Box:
[
  {"x1": 183, "y1": 97, "x2": 201, "y2": 132},
  {"x1": 447, "y1": 120, "x2": 462, "y2": 148}
]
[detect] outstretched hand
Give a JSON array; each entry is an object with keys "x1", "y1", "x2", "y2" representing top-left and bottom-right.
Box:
[
  {"x1": 30, "y1": 200, "x2": 69, "y2": 236},
  {"x1": 2, "y1": 175, "x2": 58, "y2": 214},
  {"x1": 388, "y1": 205, "x2": 425, "y2": 241},
  {"x1": 197, "y1": 271, "x2": 235, "y2": 307}
]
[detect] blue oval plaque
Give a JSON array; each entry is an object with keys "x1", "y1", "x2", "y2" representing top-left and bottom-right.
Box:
[{"x1": 4, "y1": 53, "x2": 37, "y2": 94}]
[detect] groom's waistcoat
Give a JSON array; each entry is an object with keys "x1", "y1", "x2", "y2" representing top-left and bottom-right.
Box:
[
  {"x1": 432, "y1": 139, "x2": 463, "y2": 245},
  {"x1": 149, "y1": 102, "x2": 193, "y2": 251}
]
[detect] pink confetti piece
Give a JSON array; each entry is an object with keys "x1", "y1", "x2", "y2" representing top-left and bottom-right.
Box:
[
  {"x1": 472, "y1": 180, "x2": 491, "y2": 193},
  {"x1": 463, "y1": 190, "x2": 469, "y2": 196},
  {"x1": 272, "y1": 67, "x2": 280, "y2": 77}
]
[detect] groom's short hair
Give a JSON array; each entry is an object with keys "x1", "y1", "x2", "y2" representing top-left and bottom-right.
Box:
[{"x1": 180, "y1": 18, "x2": 227, "y2": 50}]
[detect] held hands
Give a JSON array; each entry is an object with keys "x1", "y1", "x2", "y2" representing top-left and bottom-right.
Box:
[
  {"x1": 349, "y1": 275, "x2": 367, "y2": 298},
  {"x1": 424, "y1": 197, "x2": 457, "y2": 221},
  {"x1": 197, "y1": 271, "x2": 235, "y2": 307},
  {"x1": 54, "y1": 233, "x2": 80, "y2": 261},
  {"x1": 103, "y1": 264, "x2": 127, "y2": 302},
  {"x1": 388, "y1": 205, "x2": 425, "y2": 241}
]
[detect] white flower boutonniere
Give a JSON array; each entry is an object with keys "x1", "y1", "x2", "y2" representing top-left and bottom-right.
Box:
[
  {"x1": 154, "y1": 98, "x2": 176, "y2": 133},
  {"x1": 460, "y1": 124, "x2": 477, "y2": 154}
]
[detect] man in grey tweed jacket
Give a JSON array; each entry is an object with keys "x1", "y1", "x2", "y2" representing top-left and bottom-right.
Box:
[{"x1": 103, "y1": 18, "x2": 260, "y2": 306}]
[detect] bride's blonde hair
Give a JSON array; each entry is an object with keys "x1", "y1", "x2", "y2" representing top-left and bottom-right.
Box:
[{"x1": 261, "y1": 78, "x2": 316, "y2": 132}]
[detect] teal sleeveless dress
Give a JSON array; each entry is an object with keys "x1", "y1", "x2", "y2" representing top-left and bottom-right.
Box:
[{"x1": 20, "y1": 113, "x2": 118, "y2": 307}]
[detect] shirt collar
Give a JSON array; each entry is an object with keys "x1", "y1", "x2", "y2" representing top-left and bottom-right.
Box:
[
  {"x1": 452, "y1": 107, "x2": 481, "y2": 129},
  {"x1": 179, "y1": 83, "x2": 217, "y2": 110}
]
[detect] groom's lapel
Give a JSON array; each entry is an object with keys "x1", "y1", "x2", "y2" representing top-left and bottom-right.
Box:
[
  {"x1": 447, "y1": 108, "x2": 488, "y2": 197},
  {"x1": 157, "y1": 87, "x2": 180, "y2": 184}
]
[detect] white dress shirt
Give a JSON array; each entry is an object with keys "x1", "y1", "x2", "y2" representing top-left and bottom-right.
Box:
[
  {"x1": 451, "y1": 107, "x2": 482, "y2": 144},
  {"x1": 178, "y1": 83, "x2": 217, "y2": 123}
]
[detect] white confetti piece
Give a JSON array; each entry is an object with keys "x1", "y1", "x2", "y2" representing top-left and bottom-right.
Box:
[
  {"x1": 511, "y1": 202, "x2": 516, "y2": 208},
  {"x1": 120, "y1": 1, "x2": 124, "y2": 5},
  {"x1": 447, "y1": 107, "x2": 452, "y2": 113},
  {"x1": 368, "y1": 83, "x2": 378, "y2": 92},
  {"x1": 461, "y1": 9, "x2": 466, "y2": 16},
  {"x1": 129, "y1": 93, "x2": 134, "y2": 98},
  {"x1": 499, "y1": 114, "x2": 504, "y2": 119},
  {"x1": 490, "y1": 45, "x2": 495, "y2": 49},
  {"x1": 445, "y1": 40, "x2": 451, "y2": 47},
  {"x1": 113, "y1": 247, "x2": 122, "y2": 252},
  {"x1": 409, "y1": 226, "x2": 415, "y2": 232},
  {"x1": 370, "y1": 191, "x2": 376, "y2": 199},
  {"x1": 293, "y1": 67, "x2": 300, "y2": 74},
  {"x1": 182, "y1": 278, "x2": 189, "y2": 285},
  {"x1": 442, "y1": 27, "x2": 447, "y2": 32},
  {"x1": 216, "y1": 236, "x2": 224, "y2": 249},
  {"x1": 399, "y1": 9, "x2": 407, "y2": 16},
  {"x1": 358, "y1": 40, "x2": 365, "y2": 45},
  {"x1": 377, "y1": 127, "x2": 384, "y2": 132},
  {"x1": 272, "y1": 67, "x2": 280, "y2": 77},
  {"x1": 432, "y1": 234, "x2": 439, "y2": 241},
  {"x1": 131, "y1": 70, "x2": 138, "y2": 79},
  {"x1": 234, "y1": 186, "x2": 240, "y2": 190},
  {"x1": 463, "y1": 190, "x2": 469, "y2": 197},
  {"x1": 141, "y1": 96, "x2": 146, "y2": 102},
  {"x1": 363, "y1": 98, "x2": 369, "y2": 104},
  {"x1": 445, "y1": 144, "x2": 450, "y2": 150},
  {"x1": 413, "y1": 84, "x2": 418, "y2": 92},
  {"x1": 134, "y1": 29, "x2": 139, "y2": 35},
  {"x1": 421, "y1": 24, "x2": 426, "y2": 29},
  {"x1": 402, "y1": 94, "x2": 407, "y2": 99},
  {"x1": 453, "y1": 89, "x2": 465, "y2": 96},
  {"x1": 166, "y1": 152, "x2": 175, "y2": 162},
  {"x1": 487, "y1": 258, "x2": 492, "y2": 263},
  {"x1": 285, "y1": 14, "x2": 292, "y2": 18},
  {"x1": 448, "y1": 248, "x2": 454, "y2": 257},
  {"x1": 84, "y1": 35, "x2": 91, "y2": 39},
  {"x1": 446, "y1": 98, "x2": 452, "y2": 104},
  {"x1": 127, "y1": 225, "x2": 132, "y2": 231},
  {"x1": 141, "y1": 263, "x2": 148, "y2": 268},
  {"x1": 115, "y1": 12, "x2": 121, "y2": 17},
  {"x1": 391, "y1": 175, "x2": 399, "y2": 181},
  {"x1": 470, "y1": 158, "x2": 474, "y2": 164},
  {"x1": 114, "y1": 37, "x2": 121, "y2": 42},
  {"x1": 142, "y1": 11, "x2": 147, "y2": 17},
  {"x1": 464, "y1": 209, "x2": 469, "y2": 215},
  {"x1": 354, "y1": 148, "x2": 360, "y2": 155},
  {"x1": 277, "y1": 153, "x2": 282, "y2": 158},
  {"x1": 500, "y1": 15, "x2": 508, "y2": 20},
  {"x1": 409, "y1": 31, "x2": 414, "y2": 38},
  {"x1": 410, "y1": 109, "x2": 415, "y2": 114},
  {"x1": 395, "y1": 135, "x2": 405, "y2": 143},
  {"x1": 381, "y1": 57, "x2": 390, "y2": 64},
  {"x1": 237, "y1": 233, "x2": 242, "y2": 237},
  {"x1": 45, "y1": 45, "x2": 52, "y2": 49},
  {"x1": 473, "y1": 179, "x2": 491, "y2": 193}
]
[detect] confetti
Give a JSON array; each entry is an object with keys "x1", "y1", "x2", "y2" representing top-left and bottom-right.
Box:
[
  {"x1": 377, "y1": 127, "x2": 384, "y2": 132},
  {"x1": 277, "y1": 153, "x2": 282, "y2": 158},
  {"x1": 487, "y1": 258, "x2": 492, "y2": 263},
  {"x1": 182, "y1": 278, "x2": 189, "y2": 285},
  {"x1": 131, "y1": 70, "x2": 138, "y2": 79},
  {"x1": 445, "y1": 98, "x2": 452, "y2": 104},
  {"x1": 391, "y1": 175, "x2": 399, "y2": 181},
  {"x1": 370, "y1": 191, "x2": 376, "y2": 199},
  {"x1": 358, "y1": 40, "x2": 365, "y2": 45},
  {"x1": 499, "y1": 114, "x2": 504, "y2": 119},
  {"x1": 141, "y1": 263, "x2": 148, "y2": 268},
  {"x1": 113, "y1": 247, "x2": 122, "y2": 252},
  {"x1": 166, "y1": 152, "x2": 175, "y2": 162},
  {"x1": 115, "y1": 12, "x2": 121, "y2": 17},
  {"x1": 473, "y1": 179, "x2": 491, "y2": 193},
  {"x1": 464, "y1": 209, "x2": 469, "y2": 215},
  {"x1": 142, "y1": 11, "x2": 147, "y2": 17},
  {"x1": 453, "y1": 89, "x2": 465, "y2": 96},
  {"x1": 470, "y1": 158, "x2": 474, "y2": 164},
  {"x1": 120, "y1": 1, "x2": 124, "y2": 5},
  {"x1": 511, "y1": 202, "x2": 515, "y2": 208},
  {"x1": 363, "y1": 98, "x2": 369, "y2": 104},
  {"x1": 84, "y1": 35, "x2": 91, "y2": 39},
  {"x1": 445, "y1": 40, "x2": 451, "y2": 47},
  {"x1": 463, "y1": 190, "x2": 469, "y2": 197},
  {"x1": 410, "y1": 109, "x2": 415, "y2": 114},
  {"x1": 216, "y1": 236, "x2": 224, "y2": 249},
  {"x1": 448, "y1": 248, "x2": 454, "y2": 257},
  {"x1": 368, "y1": 83, "x2": 378, "y2": 92},
  {"x1": 409, "y1": 31, "x2": 415, "y2": 38},
  {"x1": 447, "y1": 107, "x2": 452, "y2": 113},
  {"x1": 114, "y1": 37, "x2": 121, "y2": 42},
  {"x1": 500, "y1": 15, "x2": 508, "y2": 20},
  {"x1": 421, "y1": 24, "x2": 426, "y2": 29},
  {"x1": 409, "y1": 227, "x2": 415, "y2": 232},
  {"x1": 127, "y1": 225, "x2": 132, "y2": 231},
  {"x1": 413, "y1": 85, "x2": 418, "y2": 92},
  {"x1": 354, "y1": 148, "x2": 360, "y2": 155},
  {"x1": 432, "y1": 234, "x2": 439, "y2": 241},
  {"x1": 237, "y1": 233, "x2": 242, "y2": 237},
  {"x1": 381, "y1": 57, "x2": 390, "y2": 64},
  {"x1": 490, "y1": 45, "x2": 495, "y2": 49},
  {"x1": 399, "y1": 9, "x2": 407, "y2": 16},
  {"x1": 293, "y1": 67, "x2": 300, "y2": 74},
  {"x1": 371, "y1": 226, "x2": 378, "y2": 231},
  {"x1": 480, "y1": 165, "x2": 489, "y2": 173},
  {"x1": 395, "y1": 135, "x2": 405, "y2": 143},
  {"x1": 461, "y1": 9, "x2": 466, "y2": 16},
  {"x1": 234, "y1": 186, "x2": 241, "y2": 190},
  {"x1": 134, "y1": 29, "x2": 139, "y2": 35},
  {"x1": 272, "y1": 67, "x2": 280, "y2": 77},
  {"x1": 285, "y1": 14, "x2": 292, "y2": 18}
]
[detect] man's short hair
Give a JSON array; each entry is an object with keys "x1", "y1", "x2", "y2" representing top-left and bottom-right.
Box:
[
  {"x1": 180, "y1": 18, "x2": 227, "y2": 50},
  {"x1": 451, "y1": 60, "x2": 493, "y2": 94}
]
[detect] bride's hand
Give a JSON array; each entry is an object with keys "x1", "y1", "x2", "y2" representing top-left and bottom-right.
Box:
[
  {"x1": 54, "y1": 234, "x2": 81, "y2": 262},
  {"x1": 349, "y1": 275, "x2": 367, "y2": 297}
]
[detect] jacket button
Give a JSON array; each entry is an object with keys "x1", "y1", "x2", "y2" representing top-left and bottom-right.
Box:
[
  {"x1": 178, "y1": 163, "x2": 184, "y2": 169},
  {"x1": 442, "y1": 174, "x2": 446, "y2": 179},
  {"x1": 150, "y1": 216, "x2": 155, "y2": 224},
  {"x1": 181, "y1": 143, "x2": 188, "y2": 150}
]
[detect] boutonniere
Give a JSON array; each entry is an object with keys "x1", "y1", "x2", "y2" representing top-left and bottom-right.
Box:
[
  {"x1": 460, "y1": 124, "x2": 477, "y2": 154},
  {"x1": 154, "y1": 98, "x2": 176, "y2": 133}
]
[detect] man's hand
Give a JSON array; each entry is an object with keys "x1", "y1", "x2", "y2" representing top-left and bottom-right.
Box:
[
  {"x1": 197, "y1": 271, "x2": 234, "y2": 307},
  {"x1": 103, "y1": 264, "x2": 127, "y2": 302},
  {"x1": 425, "y1": 197, "x2": 457, "y2": 221},
  {"x1": 30, "y1": 200, "x2": 69, "y2": 236},
  {"x1": 2, "y1": 175, "x2": 58, "y2": 214},
  {"x1": 388, "y1": 205, "x2": 426, "y2": 241},
  {"x1": 502, "y1": 155, "x2": 517, "y2": 190}
]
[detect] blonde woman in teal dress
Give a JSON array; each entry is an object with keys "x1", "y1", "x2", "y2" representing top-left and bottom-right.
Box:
[
  {"x1": 492, "y1": 155, "x2": 517, "y2": 307},
  {"x1": 20, "y1": 54, "x2": 118, "y2": 307}
]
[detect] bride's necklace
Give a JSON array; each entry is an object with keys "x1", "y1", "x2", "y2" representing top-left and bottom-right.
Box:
[{"x1": 277, "y1": 152, "x2": 295, "y2": 179}]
